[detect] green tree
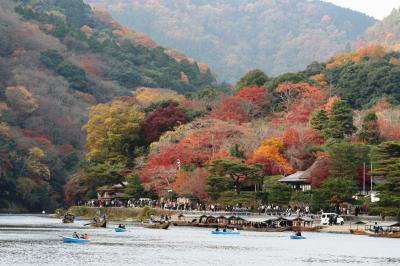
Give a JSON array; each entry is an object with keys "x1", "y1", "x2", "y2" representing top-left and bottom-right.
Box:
[
  {"x1": 234, "y1": 69, "x2": 269, "y2": 92},
  {"x1": 375, "y1": 176, "x2": 400, "y2": 217},
  {"x1": 328, "y1": 141, "x2": 369, "y2": 179},
  {"x1": 325, "y1": 100, "x2": 357, "y2": 139},
  {"x1": 310, "y1": 108, "x2": 329, "y2": 131},
  {"x1": 40, "y1": 49, "x2": 64, "y2": 69},
  {"x1": 230, "y1": 144, "x2": 245, "y2": 159},
  {"x1": 57, "y1": 61, "x2": 88, "y2": 91},
  {"x1": 358, "y1": 112, "x2": 381, "y2": 144},
  {"x1": 371, "y1": 141, "x2": 400, "y2": 178},
  {"x1": 83, "y1": 161, "x2": 126, "y2": 188},
  {"x1": 208, "y1": 159, "x2": 261, "y2": 195},
  {"x1": 206, "y1": 175, "x2": 233, "y2": 201},
  {"x1": 311, "y1": 177, "x2": 358, "y2": 210},
  {"x1": 125, "y1": 173, "x2": 144, "y2": 198},
  {"x1": 268, "y1": 182, "x2": 292, "y2": 205}
]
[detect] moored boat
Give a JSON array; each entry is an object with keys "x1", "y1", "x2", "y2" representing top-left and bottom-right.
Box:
[
  {"x1": 349, "y1": 229, "x2": 367, "y2": 235},
  {"x1": 366, "y1": 231, "x2": 400, "y2": 238},
  {"x1": 63, "y1": 236, "x2": 90, "y2": 243},
  {"x1": 143, "y1": 222, "x2": 170, "y2": 230},
  {"x1": 211, "y1": 230, "x2": 240, "y2": 235},
  {"x1": 292, "y1": 226, "x2": 320, "y2": 232}
]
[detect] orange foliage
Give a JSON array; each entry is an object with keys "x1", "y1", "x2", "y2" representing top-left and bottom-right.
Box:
[
  {"x1": 327, "y1": 44, "x2": 386, "y2": 69},
  {"x1": 276, "y1": 82, "x2": 324, "y2": 123},
  {"x1": 248, "y1": 136, "x2": 293, "y2": 175},
  {"x1": 209, "y1": 96, "x2": 250, "y2": 123},
  {"x1": 378, "y1": 118, "x2": 400, "y2": 141},
  {"x1": 325, "y1": 95, "x2": 341, "y2": 113},
  {"x1": 370, "y1": 98, "x2": 391, "y2": 113}
]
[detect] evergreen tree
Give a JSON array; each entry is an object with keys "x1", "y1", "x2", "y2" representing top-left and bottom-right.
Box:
[
  {"x1": 358, "y1": 112, "x2": 381, "y2": 144},
  {"x1": 125, "y1": 173, "x2": 144, "y2": 198},
  {"x1": 310, "y1": 108, "x2": 329, "y2": 131},
  {"x1": 234, "y1": 69, "x2": 269, "y2": 92},
  {"x1": 328, "y1": 141, "x2": 369, "y2": 179},
  {"x1": 325, "y1": 100, "x2": 357, "y2": 139},
  {"x1": 371, "y1": 141, "x2": 400, "y2": 178}
]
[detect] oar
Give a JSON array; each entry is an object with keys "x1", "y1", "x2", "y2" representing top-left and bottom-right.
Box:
[{"x1": 83, "y1": 222, "x2": 94, "y2": 226}]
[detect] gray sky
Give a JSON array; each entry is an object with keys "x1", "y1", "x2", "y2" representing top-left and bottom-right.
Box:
[{"x1": 322, "y1": 0, "x2": 400, "y2": 19}]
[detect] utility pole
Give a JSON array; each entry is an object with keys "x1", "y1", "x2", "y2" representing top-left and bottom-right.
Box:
[
  {"x1": 363, "y1": 162, "x2": 366, "y2": 195},
  {"x1": 370, "y1": 161, "x2": 373, "y2": 196}
]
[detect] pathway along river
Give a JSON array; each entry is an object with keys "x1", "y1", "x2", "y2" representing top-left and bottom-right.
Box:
[{"x1": 0, "y1": 215, "x2": 399, "y2": 266}]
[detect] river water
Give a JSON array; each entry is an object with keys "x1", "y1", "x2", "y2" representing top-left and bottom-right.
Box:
[{"x1": 0, "y1": 215, "x2": 399, "y2": 266}]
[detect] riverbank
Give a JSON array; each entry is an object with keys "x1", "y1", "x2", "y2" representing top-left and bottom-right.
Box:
[{"x1": 67, "y1": 206, "x2": 178, "y2": 221}]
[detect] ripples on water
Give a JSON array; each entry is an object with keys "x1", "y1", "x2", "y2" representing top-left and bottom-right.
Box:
[{"x1": 0, "y1": 215, "x2": 399, "y2": 266}]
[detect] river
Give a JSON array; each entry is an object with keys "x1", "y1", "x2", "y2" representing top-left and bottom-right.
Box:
[{"x1": 0, "y1": 215, "x2": 399, "y2": 266}]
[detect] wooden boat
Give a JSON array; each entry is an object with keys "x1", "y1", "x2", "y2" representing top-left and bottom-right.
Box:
[
  {"x1": 62, "y1": 214, "x2": 75, "y2": 223},
  {"x1": 367, "y1": 231, "x2": 400, "y2": 238},
  {"x1": 63, "y1": 236, "x2": 90, "y2": 243},
  {"x1": 290, "y1": 235, "x2": 306, "y2": 240},
  {"x1": 242, "y1": 226, "x2": 288, "y2": 232},
  {"x1": 292, "y1": 226, "x2": 320, "y2": 232},
  {"x1": 62, "y1": 217, "x2": 74, "y2": 223},
  {"x1": 211, "y1": 230, "x2": 240, "y2": 235},
  {"x1": 144, "y1": 222, "x2": 170, "y2": 229},
  {"x1": 115, "y1": 227, "x2": 126, "y2": 232},
  {"x1": 84, "y1": 219, "x2": 107, "y2": 228},
  {"x1": 349, "y1": 229, "x2": 367, "y2": 235},
  {"x1": 172, "y1": 221, "x2": 197, "y2": 227}
]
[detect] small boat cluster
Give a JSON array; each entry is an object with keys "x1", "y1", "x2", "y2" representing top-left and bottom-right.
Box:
[
  {"x1": 349, "y1": 221, "x2": 400, "y2": 238},
  {"x1": 174, "y1": 213, "x2": 318, "y2": 232}
]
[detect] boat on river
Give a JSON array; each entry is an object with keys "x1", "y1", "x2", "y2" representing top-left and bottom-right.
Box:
[
  {"x1": 211, "y1": 230, "x2": 240, "y2": 235},
  {"x1": 143, "y1": 222, "x2": 171, "y2": 229},
  {"x1": 349, "y1": 229, "x2": 367, "y2": 235},
  {"x1": 62, "y1": 214, "x2": 75, "y2": 224},
  {"x1": 63, "y1": 236, "x2": 90, "y2": 243},
  {"x1": 290, "y1": 235, "x2": 306, "y2": 240},
  {"x1": 115, "y1": 227, "x2": 126, "y2": 232},
  {"x1": 364, "y1": 222, "x2": 400, "y2": 238}
]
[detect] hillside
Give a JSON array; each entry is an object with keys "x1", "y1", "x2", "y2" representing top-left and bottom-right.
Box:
[
  {"x1": 63, "y1": 44, "x2": 400, "y2": 216},
  {"x1": 359, "y1": 8, "x2": 400, "y2": 51},
  {"x1": 0, "y1": 0, "x2": 215, "y2": 212},
  {"x1": 86, "y1": 0, "x2": 376, "y2": 82}
]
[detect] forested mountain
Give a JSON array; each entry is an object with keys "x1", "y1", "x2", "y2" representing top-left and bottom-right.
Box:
[
  {"x1": 359, "y1": 8, "x2": 400, "y2": 51},
  {"x1": 0, "y1": 0, "x2": 215, "y2": 212},
  {"x1": 86, "y1": 0, "x2": 376, "y2": 82},
  {"x1": 67, "y1": 44, "x2": 400, "y2": 215}
]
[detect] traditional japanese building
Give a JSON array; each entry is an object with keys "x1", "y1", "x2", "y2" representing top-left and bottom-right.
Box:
[{"x1": 279, "y1": 171, "x2": 311, "y2": 191}]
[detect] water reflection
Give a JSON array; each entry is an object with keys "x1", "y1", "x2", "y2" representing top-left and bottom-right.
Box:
[{"x1": 0, "y1": 215, "x2": 399, "y2": 266}]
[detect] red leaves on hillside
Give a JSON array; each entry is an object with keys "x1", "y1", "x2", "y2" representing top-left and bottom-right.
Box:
[
  {"x1": 209, "y1": 96, "x2": 251, "y2": 123},
  {"x1": 236, "y1": 85, "x2": 267, "y2": 113},
  {"x1": 142, "y1": 103, "x2": 188, "y2": 143}
]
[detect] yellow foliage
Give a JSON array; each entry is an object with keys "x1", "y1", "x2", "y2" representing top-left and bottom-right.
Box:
[
  {"x1": 0, "y1": 122, "x2": 11, "y2": 138},
  {"x1": 0, "y1": 102, "x2": 10, "y2": 118},
  {"x1": 310, "y1": 73, "x2": 328, "y2": 89},
  {"x1": 180, "y1": 72, "x2": 189, "y2": 84},
  {"x1": 134, "y1": 87, "x2": 185, "y2": 107},
  {"x1": 75, "y1": 91, "x2": 97, "y2": 105},
  {"x1": 27, "y1": 147, "x2": 50, "y2": 179},
  {"x1": 5, "y1": 86, "x2": 38, "y2": 114},
  {"x1": 84, "y1": 99, "x2": 145, "y2": 162}
]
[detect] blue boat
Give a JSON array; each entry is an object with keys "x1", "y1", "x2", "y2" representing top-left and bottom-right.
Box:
[
  {"x1": 63, "y1": 236, "x2": 90, "y2": 243},
  {"x1": 290, "y1": 235, "x2": 306, "y2": 240},
  {"x1": 114, "y1": 227, "x2": 126, "y2": 232},
  {"x1": 211, "y1": 230, "x2": 240, "y2": 235}
]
